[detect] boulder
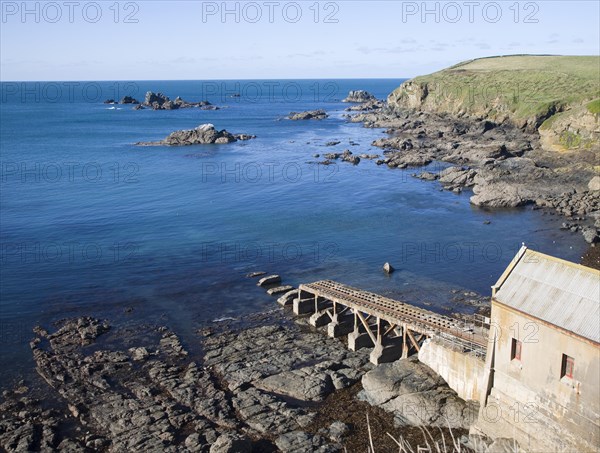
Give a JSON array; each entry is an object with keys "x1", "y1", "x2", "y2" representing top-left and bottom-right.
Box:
[
  {"x1": 582, "y1": 227, "x2": 599, "y2": 244},
  {"x1": 258, "y1": 368, "x2": 334, "y2": 402},
  {"x1": 383, "y1": 262, "x2": 395, "y2": 274},
  {"x1": 416, "y1": 171, "x2": 438, "y2": 181},
  {"x1": 589, "y1": 176, "x2": 600, "y2": 191},
  {"x1": 360, "y1": 357, "x2": 478, "y2": 429}
]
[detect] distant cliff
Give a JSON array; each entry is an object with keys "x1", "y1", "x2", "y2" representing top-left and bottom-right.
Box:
[{"x1": 388, "y1": 55, "x2": 600, "y2": 151}]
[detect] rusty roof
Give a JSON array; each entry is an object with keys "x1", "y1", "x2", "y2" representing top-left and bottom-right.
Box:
[{"x1": 493, "y1": 246, "x2": 600, "y2": 344}]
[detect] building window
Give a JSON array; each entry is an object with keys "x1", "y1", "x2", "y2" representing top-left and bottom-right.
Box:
[
  {"x1": 511, "y1": 338, "x2": 522, "y2": 361},
  {"x1": 561, "y1": 354, "x2": 574, "y2": 379}
]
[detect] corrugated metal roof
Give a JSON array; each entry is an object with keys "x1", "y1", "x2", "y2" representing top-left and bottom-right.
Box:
[{"x1": 494, "y1": 247, "x2": 600, "y2": 344}]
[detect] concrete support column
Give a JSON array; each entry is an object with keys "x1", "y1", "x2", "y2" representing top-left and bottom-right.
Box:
[
  {"x1": 369, "y1": 336, "x2": 404, "y2": 365},
  {"x1": 327, "y1": 312, "x2": 354, "y2": 338},
  {"x1": 293, "y1": 290, "x2": 315, "y2": 315}
]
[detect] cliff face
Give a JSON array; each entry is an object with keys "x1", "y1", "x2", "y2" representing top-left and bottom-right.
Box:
[{"x1": 388, "y1": 55, "x2": 600, "y2": 151}]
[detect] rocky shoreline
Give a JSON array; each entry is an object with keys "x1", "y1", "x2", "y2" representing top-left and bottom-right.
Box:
[
  {"x1": 1, "y1": 279, "x2": 495, "y2": 453},
  {"x1": 333, "y1": 91, "x2": 599, "y2": 245}
]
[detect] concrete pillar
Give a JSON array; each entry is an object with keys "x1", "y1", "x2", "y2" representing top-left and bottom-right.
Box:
[
  {"x1": 293, "y1": 297, "x2": 314, "y2": 315},
  {"x1": 348, "y1": 329, "x2": 375, "y2": 351},
  {"x1": 370, "y1": 336, "x2": 404, "y2": 365},
  {"x1": 327, "y1": 313, "x2": 354, "y2": 338},
  {"x1": 309, "y1": 310, "x2": 331, "y2": 327}
]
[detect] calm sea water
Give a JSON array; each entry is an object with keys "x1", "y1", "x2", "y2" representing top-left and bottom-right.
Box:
[{"x1": 0, "y1": 79, "x2": 587, "y2": 385}]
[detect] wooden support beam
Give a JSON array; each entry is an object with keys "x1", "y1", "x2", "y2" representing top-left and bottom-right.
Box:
[
  {"x1": 326, "y1": 309, "x2": 334, "y2": 321},
  {"x1": 356, "y1": 311, "x2": 377, "y2": 345},
  {"x1": 406, "y1": 329, "x2": 420, "y2": 352},
  {"x1": 383, "y1": 323, "x2": 396, "y2": 337}
]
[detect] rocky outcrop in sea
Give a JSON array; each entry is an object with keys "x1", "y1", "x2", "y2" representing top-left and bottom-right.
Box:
[
  {"x1": 342, "y1": 90, "x2": 376, "y2": 103},
  {"x1": 288, "y1": 110, "x2": 328, "y2": 120},
  {"x1": 135, "y1": 124, "x2": 256, "y2": 146},
  {"x1": 141, "y1": 91, "x2": 217, "y2": 110}
]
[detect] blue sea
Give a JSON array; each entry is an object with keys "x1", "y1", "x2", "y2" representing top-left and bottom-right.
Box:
[{"x1": 0, "y1": 79, "x2": 587, "y2": 385}]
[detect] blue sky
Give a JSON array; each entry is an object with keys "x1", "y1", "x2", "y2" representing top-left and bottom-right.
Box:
[{"x1": 1, "y1": 1, "x2": 599, "y2": 80}]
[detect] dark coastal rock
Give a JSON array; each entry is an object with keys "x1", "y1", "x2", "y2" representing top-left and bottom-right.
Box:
[
  {"x1": 341, "y1": 150, "x2": 360, "y2": 165},
  {"x1": 416, "y1": 171, "x2": 438, "y2": 181},
  {"x1": 438, "y1": 167, "x2": 477, "y2": 188},
  {"x1": 289, "y1": 110, "x2": 328, "y2": 120},
  {"x1": 246, "y1": 271, "x2": 267, "y2": 278},
  {"x1": 21, "y1": 317, "x2": 237, "y2": 452},
  {"x1": 103, "y1": 99, "x2": 116, "y2": 104},
  {"x1": 257, "y1": 274, "x2": 281, "y2": 286},
  {"x1": 202, "y1": 323, "x2": 371, "y2": 445},
  {"x1": 143, "y1": 91, "x2": 170, "y2": 109},
  {"x1": 325, "y1": 141, "x2": 341, "y2": 146},
  {"x1": 359, "y1": 357, "x2": 478, "y2": 429},
  {"x1": 342, "y1": 90, "x2": 376, "y2": 103},
  {"x1": 120, "y1": 96, "x2": 139, "y2": 104},
  {"x1": 383, "y1": 262, "x2": 395, "y2": 274},
  {"x1": 141, "y1": 91, "x2": 214, "y2": 110},
  {"x1": 385, "y1": 150, "x2": 433, "y2": 169},
  {"x1": 359, "y1": 154, "x2": 380, "y2": 160},
  {"x1": 210, "y1": 433, "x2": 252, "y2": 453},
  {"x1": 133, "y1": 104, "x2": 145, "y2": 110},
  {"x1": 135, "y1": 124, "x2": 256, "y2": 146},
  {"x1": 345, "y1": 99, "x2": 384, "y2": 112},
  {"x1": 589, "y1": 176, "x2": 600, "y2": 191},
  {"x1": 266, "y1": 285, "x2": 294, "y2": 296},
  {"x1": 582, "y1": 227, "x2": 599, "y2": 244},
  {"x1": 259, "y1": 369, "x2": 334, "y2": 402}
]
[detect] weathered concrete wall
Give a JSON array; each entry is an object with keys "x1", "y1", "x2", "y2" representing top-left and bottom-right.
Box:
[
  {"x1": 475, "y1": 302, "x2": 600, "y2": 453},
  {"x1": 418, "y1": 339, "x2": 485, "y2": 402}
]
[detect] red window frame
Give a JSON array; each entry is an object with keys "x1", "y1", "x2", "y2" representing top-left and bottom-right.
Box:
[
  {"x1": 562, "y1": 354, "x2": 574, "y2": 379},
  {"x1": 511, "y1": 338, "x2": 522, "y2": 361}
]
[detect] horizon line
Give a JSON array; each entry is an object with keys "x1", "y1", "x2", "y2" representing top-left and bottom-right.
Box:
[{"x1": 0, "y1": 77, "x2": 410, "y2": 83}]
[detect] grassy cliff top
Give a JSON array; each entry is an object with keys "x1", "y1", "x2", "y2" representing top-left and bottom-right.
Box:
[{"x1": 389, "y1": 55, "x2": 600, "y2": 128}]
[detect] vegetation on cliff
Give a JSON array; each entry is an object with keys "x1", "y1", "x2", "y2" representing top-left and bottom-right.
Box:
[{"x1": 388, "y1": 55, "x2": 599, "y2": 150}]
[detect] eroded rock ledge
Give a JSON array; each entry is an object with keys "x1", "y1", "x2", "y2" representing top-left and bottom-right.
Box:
[{"x1": 1, "y1": 311, "x2": 494, "y2": 452}]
